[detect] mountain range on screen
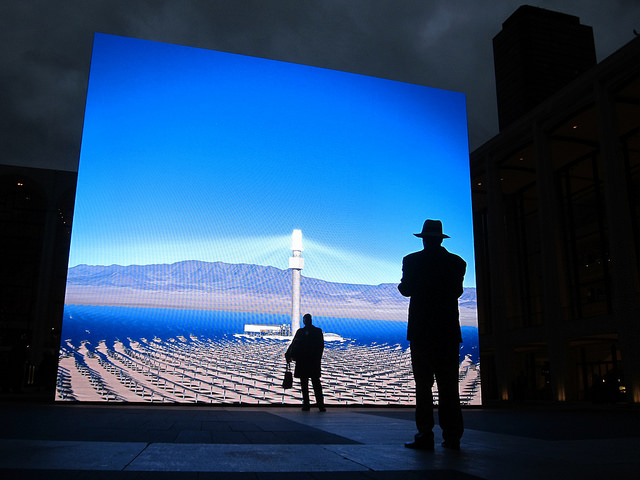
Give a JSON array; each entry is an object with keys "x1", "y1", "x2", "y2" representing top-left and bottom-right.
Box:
[{"x1": 67, "y1": 260, "x2": 476, "y2": 309}]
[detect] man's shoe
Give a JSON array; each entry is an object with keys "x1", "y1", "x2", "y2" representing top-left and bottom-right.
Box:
[
  {"x1": 404, "y1": 440, "x2": 434, "y2": 451},
  {"x1": 301, "y1": 406, "x2": 310, "y2": 411},
  {"x1": 319, "y1": 406, "x2": 326, "y2": 412},
  {"x1": 441, "y1": 441, "x2": 460, "y2": 450}
]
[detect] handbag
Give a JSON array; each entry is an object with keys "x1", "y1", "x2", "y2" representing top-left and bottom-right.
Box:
[{"x1": 282, "y1": 362, "x2": 293, "y2": 389}]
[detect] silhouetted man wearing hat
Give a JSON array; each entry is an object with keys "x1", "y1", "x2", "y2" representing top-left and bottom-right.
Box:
[{"x1": 399, "y1": 219, "x2": 466, "y2": 450}]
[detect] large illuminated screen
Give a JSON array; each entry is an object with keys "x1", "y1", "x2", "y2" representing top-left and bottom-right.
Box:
[{"x1": 57, "y1": 33, "x2": 480, "y2": 405}]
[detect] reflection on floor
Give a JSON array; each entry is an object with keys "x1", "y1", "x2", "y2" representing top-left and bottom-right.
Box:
[{"x1": 56, "y1": 336, "x2": 481, "y2": 405}]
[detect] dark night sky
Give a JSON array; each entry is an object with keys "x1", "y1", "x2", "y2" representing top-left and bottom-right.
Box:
[{"x1": 2, "y1": 0, "x2": 639, "y2": 172}]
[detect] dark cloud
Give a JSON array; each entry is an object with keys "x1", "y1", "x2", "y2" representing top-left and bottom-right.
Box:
[{"x1": 2, "y1": 0, "x2": 638, "y2": 171}]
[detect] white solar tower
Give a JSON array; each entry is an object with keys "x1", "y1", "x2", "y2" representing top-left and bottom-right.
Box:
[{"x1": 289, "y1": 229, "x2": 304, "y2": 334}]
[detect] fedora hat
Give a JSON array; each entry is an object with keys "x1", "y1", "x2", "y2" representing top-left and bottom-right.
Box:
[{"x1": 414, "y1": 219, "x2": 450, "y2": 238}]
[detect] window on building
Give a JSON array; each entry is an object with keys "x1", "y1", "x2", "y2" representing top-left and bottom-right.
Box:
[
  {"x1": 558, "y1": 153, "x2": 611, "y2": 318},
  {"x1": 616, "y1": 75, "x2": 640, "y2": 294},
  {"x1": 499, "y1": 147, "x2": 542, "y2": 329}
]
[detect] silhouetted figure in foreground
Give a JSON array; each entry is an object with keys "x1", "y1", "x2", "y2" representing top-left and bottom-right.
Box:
[
  {"x1": 398, "y1": 220, "x2": 466, "y2": 450},
  {"x1": 285, "y1": 313, "x2": 326, "y2": 412}
]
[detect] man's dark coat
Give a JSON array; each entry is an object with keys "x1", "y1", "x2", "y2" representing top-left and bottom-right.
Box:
[
  {"x1": 398, "y1": 245, "x2": 466, "y2": 344},
  {"x1": 285, "y1": 324, "x2": 324, "y2": 378}
]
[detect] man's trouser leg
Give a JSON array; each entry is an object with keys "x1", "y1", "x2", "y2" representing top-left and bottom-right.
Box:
[
  {"x1": 434, "y1": 344, "x2": 464, "y2": 443},
  {"x1": 410, "y1": 341, "x2": 435, "y2": 441},
  {"x1": 300, "y1": 377, "x2": 310, "y2": 406},
  {"x1": 311, "y1": 377, "x2": 324, "y2": 407}
]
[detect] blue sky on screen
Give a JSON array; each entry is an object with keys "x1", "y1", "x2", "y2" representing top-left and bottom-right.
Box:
[{"x1": 70, "y1": 33, "x2": 476, "y2": 287}]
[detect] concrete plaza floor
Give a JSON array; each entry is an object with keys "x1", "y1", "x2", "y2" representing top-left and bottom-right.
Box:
[{"x1": 1, "y1": 403, "x2": 639, "y2": 479}]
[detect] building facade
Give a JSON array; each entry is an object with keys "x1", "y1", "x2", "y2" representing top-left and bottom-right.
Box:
[
  {"x1": 0, "y1": 166, "x2": 75, "y2": 394},
  {"x1": 472, "y1": 15, "x2": 640, "y2": 403}
]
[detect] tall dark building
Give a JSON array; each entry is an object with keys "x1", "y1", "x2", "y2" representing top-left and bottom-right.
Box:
[{"x1": 493, "y1": 5, "x2": 597, "y2": 130}]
